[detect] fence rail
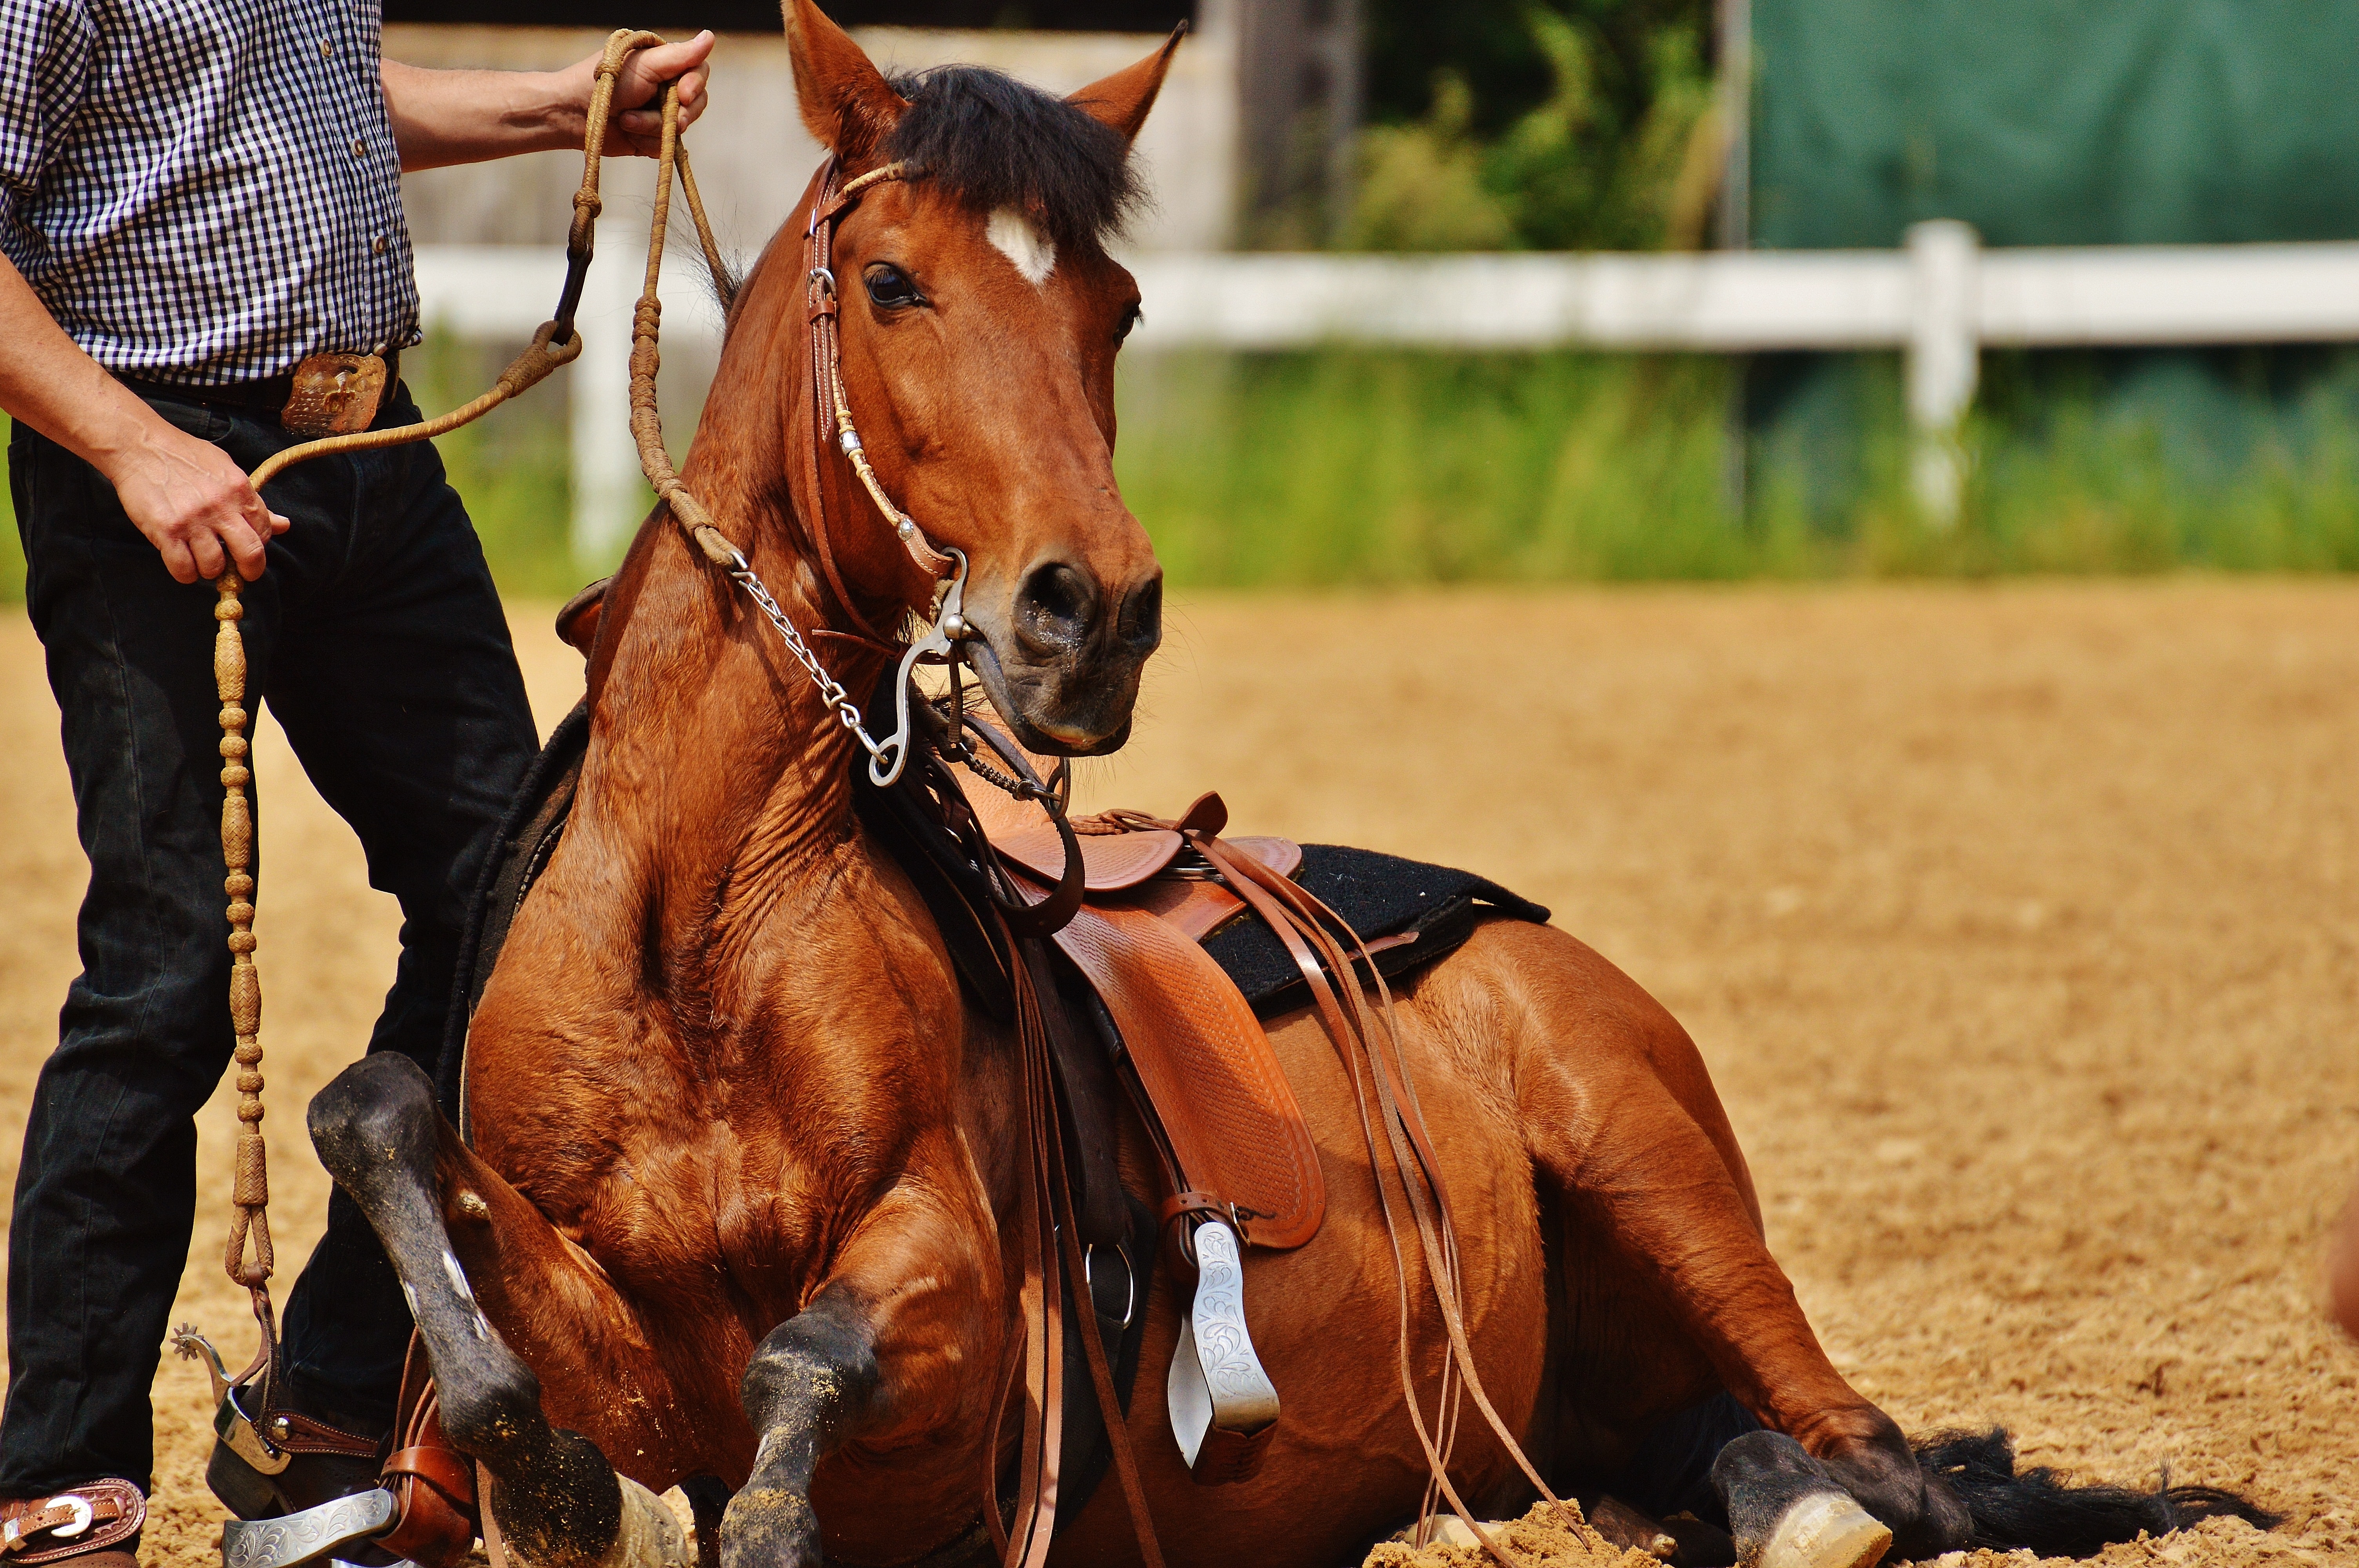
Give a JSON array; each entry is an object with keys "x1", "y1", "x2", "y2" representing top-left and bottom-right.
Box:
[{"x1": 414, "y1": 227, "x2": 2359, "y2": 555}]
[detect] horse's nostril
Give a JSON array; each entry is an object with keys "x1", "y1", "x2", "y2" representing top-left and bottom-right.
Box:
[
  {"x1": 1119, "y1": 575, "x2": 1163, "y2": 653},
  {"x1": 1016, "y1": 561, "x2": 1097, "y2": 652}
]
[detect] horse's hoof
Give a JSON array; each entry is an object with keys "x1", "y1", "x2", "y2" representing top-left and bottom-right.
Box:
[
  {"x1": 1715, "y1": 1431, "x2": 1894, "y2": 1568},
  {"x1": 1756, "y1": 1492, "x2": 1892, "y2": 1568}
]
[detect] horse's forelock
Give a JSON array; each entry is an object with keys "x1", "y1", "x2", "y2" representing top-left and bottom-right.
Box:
[{"x1": 881, "y1": 65, "x2": 1145, "y2": 255}]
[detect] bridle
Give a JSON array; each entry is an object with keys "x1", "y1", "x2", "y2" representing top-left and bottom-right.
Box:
[
  {"x1": 619, "y1": 96, "x2": 1089, "y2": 937},
  {"x1": 632, "y1": 143, "x2": 960, "y2": 792}
]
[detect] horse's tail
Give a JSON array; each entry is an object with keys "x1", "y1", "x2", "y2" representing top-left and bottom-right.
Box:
[{"x1": 1913, "y1": 1428, "x2": 2279, "y2": 1557}]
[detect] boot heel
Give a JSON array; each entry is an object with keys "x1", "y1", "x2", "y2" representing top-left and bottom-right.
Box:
[{"x1": 207, "y1": 1431, "x2": 285, "y2": 1521}]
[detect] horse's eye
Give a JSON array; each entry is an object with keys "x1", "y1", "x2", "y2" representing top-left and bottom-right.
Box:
[
  {"x1": 863, "y1": 263, "x2": 923, "y2": 310},
  {"x1": 1114, "y1": 301, "x2": 1142, "y2": 345}
]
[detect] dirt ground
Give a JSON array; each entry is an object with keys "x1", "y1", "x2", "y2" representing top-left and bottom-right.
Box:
[{"x1": 0, "y1": 580, "x2": 2350, "y2": 1567}]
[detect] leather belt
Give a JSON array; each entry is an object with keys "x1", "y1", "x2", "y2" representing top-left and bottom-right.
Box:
[{"x1": 120, "y1": 352, "x2": 401, "y2": 420}]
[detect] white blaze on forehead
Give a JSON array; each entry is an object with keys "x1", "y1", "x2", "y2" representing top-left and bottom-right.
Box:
[{"x1": 986, "y1": 207, "x2": 1056, "y2": 285}]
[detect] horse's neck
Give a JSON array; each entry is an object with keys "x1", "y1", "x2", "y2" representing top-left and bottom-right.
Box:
[{"x1": 580, "y1": 307, "x2": 889, "y2": 920}]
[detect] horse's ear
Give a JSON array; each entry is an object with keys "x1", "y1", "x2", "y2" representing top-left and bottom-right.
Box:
[
  {"x1": 1065, "y1": 22, "x2": 1185, "y2": 147},
  {"x1": 781, "y1": 0, "x2": 907, "y2": 160}
]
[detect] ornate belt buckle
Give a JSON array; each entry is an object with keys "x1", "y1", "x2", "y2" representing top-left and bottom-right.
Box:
[
  {"x1": 3, "y1": 1494, "x2": 95, "y2": 1552},
  {"x1": 282, "y1": 352, "x2": 387, "y2": 439}
]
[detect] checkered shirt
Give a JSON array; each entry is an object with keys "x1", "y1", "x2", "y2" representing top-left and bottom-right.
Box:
[{"x1": 0, "y1": 0, "x2": 420, "y2": 386}]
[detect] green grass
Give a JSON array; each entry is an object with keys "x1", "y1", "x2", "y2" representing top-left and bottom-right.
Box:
[
  {"x1": 1111, "y1": 348, "x2": 2359, "y2": 584},
  {"x1": 6, "y1": 344, "x2": 2358, "y2": 605},
  {"x1": 1115, "y1": 351, "x2": 1796, "y2": 583},
  {"x1": 405, "y1": 333, "x2": 588, "y2": 600}
]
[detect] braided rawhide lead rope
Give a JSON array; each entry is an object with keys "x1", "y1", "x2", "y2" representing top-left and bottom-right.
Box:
[{"x1": 208, "y1": 26, "x2": 711, "y2": 1345}]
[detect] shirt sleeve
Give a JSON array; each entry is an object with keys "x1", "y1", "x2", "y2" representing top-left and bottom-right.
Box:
[{"x1": 0, "y1": 0, "x2": 95, "y2": 243}]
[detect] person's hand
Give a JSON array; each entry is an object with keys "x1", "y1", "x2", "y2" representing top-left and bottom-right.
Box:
[
  {"x1": 602, "y1": 31, "x2": 714, "y2": 157},
  {"x1": 100, "y1": 424, "x2": 289, "y2": 584}
]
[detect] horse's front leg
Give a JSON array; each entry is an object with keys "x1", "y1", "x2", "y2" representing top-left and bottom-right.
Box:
[
  {"x1": 722, "y1": 1194, "x2": 1000, "y2": 1568},
  {"x1": 308, "y1": 1053, "x2": 694, "y2": 1568}
]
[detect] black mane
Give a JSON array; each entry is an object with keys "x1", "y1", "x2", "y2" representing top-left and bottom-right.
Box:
[{"x1": 882, "y1": 65, "x2": 1144, "y2": 254}]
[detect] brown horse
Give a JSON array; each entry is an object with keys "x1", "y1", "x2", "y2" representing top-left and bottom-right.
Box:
[{"x1": 305, "y1": 9, "x2": 2268, "y2": 1568}]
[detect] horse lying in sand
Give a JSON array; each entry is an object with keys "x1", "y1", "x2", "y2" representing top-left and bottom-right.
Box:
[{"x1": 304, "y1": 9, "x2": 2276, "y2": 1567}]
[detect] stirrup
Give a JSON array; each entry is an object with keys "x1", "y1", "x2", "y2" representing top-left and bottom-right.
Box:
[
  {"x1": 1164, "y1": 1218, "x2": 1279, "y2": 1485},
  {"x1": 220, "y1": 1491, "x2": 400, "y2": 1568}
]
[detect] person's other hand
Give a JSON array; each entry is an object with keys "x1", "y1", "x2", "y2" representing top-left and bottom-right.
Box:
[
  {"x1": 605, "y1": 31, "x2": 714, "y2": 156},
  {"x1": 101, "y1": 426, "x2": 289, "y2": 584}
]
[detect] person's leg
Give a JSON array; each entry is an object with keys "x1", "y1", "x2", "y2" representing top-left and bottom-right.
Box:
[
  {"x1": 267, "y1": 384, "x2": 540, "y2": 1417},
  {"x1": 0, "y1": 402, "x2": 291, "y2": 1499}
]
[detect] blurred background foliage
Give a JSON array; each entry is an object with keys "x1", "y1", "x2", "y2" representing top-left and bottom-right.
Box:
[
  {"x1": 1115, "y1": 350, "x2": 2359, "y2": 586},
  {"x1": 1349, "y1": 0, "x2": 1720, "y2": 253}
]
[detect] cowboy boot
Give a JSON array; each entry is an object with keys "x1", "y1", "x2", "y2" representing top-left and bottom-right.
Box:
[
  {"x1": 0, "y1": 1481, "x2": 146, "y2": 1568},
  {"x1": 205, "y1": 1372, "x2": 390, "y2": 1523}
]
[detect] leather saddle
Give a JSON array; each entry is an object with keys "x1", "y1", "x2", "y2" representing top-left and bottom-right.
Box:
[
  {"x1": 856, "y1": 735, "x2": 1329, "y2": 1487},
  {"x1": 977, "y1": 785, "x2": 1329, "y2": 1254},
  {"x1": 992, "y1": 794, "x2": 1341, "y2": 1484}
]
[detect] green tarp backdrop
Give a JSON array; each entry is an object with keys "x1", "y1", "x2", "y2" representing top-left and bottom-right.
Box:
[
  {"x1": 1744, "y1": 0, "x2": 2359, "y2": 516},
  {"x1": 1752, "y1": 0, "x2": 2359, "y2": 248}
]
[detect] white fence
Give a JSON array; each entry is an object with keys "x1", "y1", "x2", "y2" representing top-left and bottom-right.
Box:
[{"x1": 414, "y1": 223, "x2": 2359, "y2": 556}]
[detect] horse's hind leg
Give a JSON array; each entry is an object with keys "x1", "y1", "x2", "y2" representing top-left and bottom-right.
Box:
[
  {"x1": 1457, "y1": 923, "x2": 1969, "y2": 1560},
  {"x1": 307, "y1": 1053, "x2": 691, "y2": 1568}
]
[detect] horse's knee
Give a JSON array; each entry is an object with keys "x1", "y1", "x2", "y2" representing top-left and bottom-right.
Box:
[
  {"x1": 311, "y1": 1053, "x2": 629, "y2": 1567},
  {"x1": 721, "y1": 1294, "x2": 878, "y2": 1568},
  {"x1": 738, "y1": 1292, "x2": 878, "y2": 1437}
]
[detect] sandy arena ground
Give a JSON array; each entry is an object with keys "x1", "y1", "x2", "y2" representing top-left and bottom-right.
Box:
[{"x1": 0, "y1": 580, "x2": 2351, "y2": 1567}]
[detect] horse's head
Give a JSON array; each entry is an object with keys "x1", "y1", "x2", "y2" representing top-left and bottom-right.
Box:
[{"x1": 776, "y1": 0, "x2": 1178, "y2": 756}]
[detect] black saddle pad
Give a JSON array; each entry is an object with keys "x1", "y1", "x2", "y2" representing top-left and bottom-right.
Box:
[{"x1": 1204, "y1": 844, "x2": 1549, "y2": 1018}]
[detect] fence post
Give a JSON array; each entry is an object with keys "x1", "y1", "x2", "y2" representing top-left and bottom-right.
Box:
[
  {"x1": 1906, "y1": 219, "x2": 1979, "y2": 528},
  {"x1": 571, "y1": 240, "x2": 645, "y2": 572}
]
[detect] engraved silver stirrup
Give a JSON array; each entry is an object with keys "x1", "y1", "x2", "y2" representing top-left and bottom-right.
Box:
[
  {"x1": 1165, "y1": 1217, "x2": 1279, "y2": 1485},
  {"x1": 220, "y1": 1488, "x2": 399, "y2": 1568}
]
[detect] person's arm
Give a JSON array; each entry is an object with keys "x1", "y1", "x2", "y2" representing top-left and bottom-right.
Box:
[
  {"x1": 0, "y1": 249, "x2": 284, "y2": 583},
  {"x1": 382, "y1": 31, "x2": 714, "y2": 172}
]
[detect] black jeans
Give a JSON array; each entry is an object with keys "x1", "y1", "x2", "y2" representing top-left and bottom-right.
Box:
[{"x1": 1, "y1": 385, "x2": 539, "y2": 1496}]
